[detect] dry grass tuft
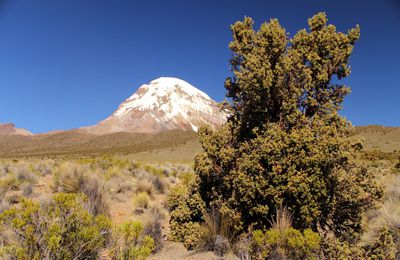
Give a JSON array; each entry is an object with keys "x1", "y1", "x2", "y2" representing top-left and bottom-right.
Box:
[
  {"x1": 133, "y1": 192, "x2": 150, "y2": 209},
  {"x1": 135, "y1": 178, "x2": 155, "y2": 196},
  {"x1": 143, "y1": 206, "x2": 165, "y2": 252},
  {"x1": 58, "y1": 164, "x2": 109, "y2": 216},
  {"x1": 15, "y1": 166, "x2": 37, "y2": 184},
  {"x1": 270, "y1": 206, "x2": 293, "y2": 232},
  {"x1": 0, "y1": 199, "x2": 10, "y2": 213},
  {"x1": 364, "y1": 173, "x2": 400, "y2": 248},
  {"x1": 197, "y1": 207, "x2": 238, "y2": 256}
]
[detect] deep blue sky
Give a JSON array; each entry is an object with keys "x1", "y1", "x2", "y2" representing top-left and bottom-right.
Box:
[{"x1": 0, "y1": 0, "x2": 399, "y2": 133}]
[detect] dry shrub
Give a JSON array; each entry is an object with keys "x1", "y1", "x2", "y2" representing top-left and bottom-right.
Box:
[
  {"x1": 364, "y1": 174, "x2": 400, "y2": 255},
  {"x1": 108, "y1": 175, "x2": 133, "y2": 194},
  {"x1": 35, "y1": 161, "x2": 53, "y2": 176},
  {"x1": 151, "y1": 175, "x2": 167, "y2": 194},
  {"x1": 0, "y1": 200, "x2": 10, "y2": 213},
  {"x1": 133, "y1": 192, "x2": 150, "y2": 209},
  {"x1": 15, "y1": 166, "x2": 37, "y2": 184},
  {"x1": 135, "y1": 178, "x2": 155, "y2": 196},
  {"x1": 143, "y1": 206, "x2": 165, "y2": 252},
  {"x1": 22, "y1": 184, "x2": 33, "y2": 197},
  {"x1": 197, "y1": 207, "x2": 237, "y2": 256},
  {"x1": 58, "y1": 165, "x2": 109, "y2": 216},
  {"x1": 0, "y1": 175, "x2": 20, "y2": 197}
]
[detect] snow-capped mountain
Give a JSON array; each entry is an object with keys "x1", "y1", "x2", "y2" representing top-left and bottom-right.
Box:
[
  {"x1": 83, "y1": 77, "x2": 227, "y2": 134},
  {"x1": 0, "y1": 123, "x2": 32, "y2": 136}
]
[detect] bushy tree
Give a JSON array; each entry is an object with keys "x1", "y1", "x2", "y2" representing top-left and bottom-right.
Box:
[{"x1": 171, "y1": 12, "x2": 382, "y2": 246}]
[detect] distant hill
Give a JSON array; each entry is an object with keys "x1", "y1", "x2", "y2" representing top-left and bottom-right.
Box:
[
  {"x1": 352, "y1": 125, "x2": 400, "y2": 152},
  {"x1": 0, "y1": 123, "x2": 32, "y2": 136},
  {"x1": 0, "y1": 129, "x2": 198, "y2": 158},
  {"x1": 0, "y1": 124, "x2": 398, "y2": 159}
]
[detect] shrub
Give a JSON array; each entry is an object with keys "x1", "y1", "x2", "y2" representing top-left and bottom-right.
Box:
[
  {"x1": 0, "y1": 200, "x2": 10, "y2": 214},
  {"x1": 251, "y1": 228, "x2": 321, "y2": 259},
  {"x1": 166, "y1": 182, "x2": 205, "y2": 249},
  {"x1": 109, "y1": 221, "x2": 155, "y2": 259},
  {"x1": 151, "y1": 175, "x2": 167, "y2": 194},
  {"x1": 135, "y1": 178, "x2": 155, "y2": 196},
  {"x1": 109, "y1": 175, "x2": 133, "y2": 195},
  {"x1": 133, "y1": 192, "x2": 150, "y2": 209},
  {"x1": 15, "y1": 166, "x2": 37, "y2": 184},
  {"x1": 176, "y1": 13, "x2": 383, "y2": 249},
  {"x1": 0, "y1": 175, "x2": 20, "y2": 197},
  {"x1": 197, "y1": 207, "x2": 238, "y2": 256},
  {"x1": 143, "y1": 206, "x2": 165, "y2": 252},
  {"x1": 395, "y1": 160, "x2": 400, "y2": 170},
  {"x1": 366, "y1": 227, "x2": 397, "y2": 259},
  {"x1": 57, "y1": 165, "x2": 109, "y2": 216},
  {"x1": 22, "y1": 184, "x2": 33, "y2": 196},
  {"x1": 0, "y1": 193, "x2": 111, "y2": 259}
]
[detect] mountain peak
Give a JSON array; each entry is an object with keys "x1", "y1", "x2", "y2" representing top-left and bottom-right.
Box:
[{"x1": 84, "y1": 77, "x2": 227, "y2": 134}]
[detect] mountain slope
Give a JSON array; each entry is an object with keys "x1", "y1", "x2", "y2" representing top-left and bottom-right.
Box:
[
  {"x1": 0, "y1": 129, "x2": 198, "y2": 157},
  {"x1": 351, "y1": 125, "x2": 400, "y2": 152},
  {"x1": 82, "y1": 77, "x2": 227, "y2": 134},
  {"x1": 0, "y1": 123, "x2": 32, "y2": 136}
]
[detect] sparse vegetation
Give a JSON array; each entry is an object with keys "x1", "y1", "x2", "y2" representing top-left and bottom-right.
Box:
[{"x1": 0, "y1": 10, "x2": 398, "y2": 260}]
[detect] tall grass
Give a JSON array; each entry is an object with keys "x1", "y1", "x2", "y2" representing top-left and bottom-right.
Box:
[
  {"x1": 58, "y1": 164, "x2": 109, "y2": 216},
  {"x1": 197, "y1": 207, "x2": 237, "y2": 255}
]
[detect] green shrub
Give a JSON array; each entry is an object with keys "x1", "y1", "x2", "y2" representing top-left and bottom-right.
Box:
[
  {"x1": 251, "y1": 228, "x2": 321, "y2": 259},
  {"x1": 0, "y1": 193, "x2": 111, "y2": 259},
  {"x1": 109, "y1": 221, "x2": 155, "y2": 259}
]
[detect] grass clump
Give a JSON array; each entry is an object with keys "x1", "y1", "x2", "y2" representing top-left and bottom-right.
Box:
[
  {"x1": 197, "y1": 207, "x2": 238, "y2": 256},
  {"x1": 134, "y1": 178, "x2": 155, "y2": 196},
  {"x1": 0, "y1": 193, "x2": 111, "y2": 259},
  {"x1": 0, "y1": 175, "x2": 20, "y2": 197},
  {"x1": 133, "y1": 192, "x2": 150, "y2": 209},
  {"x1": 143, "y1": 206, "x2": 165, "y2": 253},
  {"x1": 15, "y1": 166, "x2": 37, "y2": 184},
  {"x1": 57, "y1": 164, "x2": 109, "y2": 216}
]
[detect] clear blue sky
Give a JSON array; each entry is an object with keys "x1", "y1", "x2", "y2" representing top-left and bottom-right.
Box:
[{"x1": 0, "y1": 0, "x2": 399, "y2": 133}]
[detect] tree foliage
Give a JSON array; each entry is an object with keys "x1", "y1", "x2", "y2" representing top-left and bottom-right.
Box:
[{"x1": 170, "y1": 12, "x2": 382, "y2": 246}]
